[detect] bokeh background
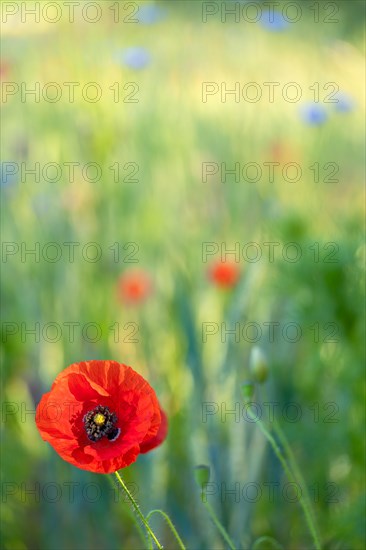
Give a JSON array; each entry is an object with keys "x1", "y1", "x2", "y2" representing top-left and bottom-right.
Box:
[{"x1": 1, "y1": 1, "x2": 365, "y2": 549}]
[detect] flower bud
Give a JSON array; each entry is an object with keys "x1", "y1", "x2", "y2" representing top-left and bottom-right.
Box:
[
  {"x1": 241, "y1": 381, "x2": 255, "y2": 402},
  {"x1": 194, "y1": 465, "x2": 210, "y2": 489},
  {"x1": 249, "y1": 346, "x2": 269, "y2": 383}
]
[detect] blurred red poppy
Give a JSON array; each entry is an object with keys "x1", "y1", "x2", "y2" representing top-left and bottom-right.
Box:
[
  {"x1": 269, "y1": 141, "x2": 300, "y2": 164},
  {"x1": 208, "y1": 260, "x2": 240, "y2": 288},
  {"x1": 36, "y1": 360, "x2": 167, "y2": 474},
  {"x1": 118, "y1": 269, "x2": 152, "y2": 304},
  {"x1": 0, "y1": 61, "x2": 10, "y2": 78}
]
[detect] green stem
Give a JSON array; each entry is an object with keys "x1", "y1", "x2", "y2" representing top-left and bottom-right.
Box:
[
  {"x1": 262, "y1": 388, "x2": 318, "y2": 530},
  {"x1": 252, "y1": 536, "x2": 284, "y2": 550},
  {"x1": 108, "y1": 474, "x2": 147, "y2": 547},
  {"x1": 248, "y1": 413, "x2": 321, "y2": 550},
  {"x1": 147, "y1": 509, "x2": 186, "y2": 550},
  {"x1": 114, "y1": 471, "x2": 163, "y2": 550},
  {"x1": 202, "y1": 497, "x2": 237, "y2": 550},
  {"x1": 272, "y1": 419, "x2": 318, "y2": 529}
]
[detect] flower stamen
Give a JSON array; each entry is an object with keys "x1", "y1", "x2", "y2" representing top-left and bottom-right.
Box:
[
  {"x1": 93, "y1": 413, "x2": 106, "y2": 426},
  {"x1": 83, "y1": 405, "x2": 120, "y2": 442}
]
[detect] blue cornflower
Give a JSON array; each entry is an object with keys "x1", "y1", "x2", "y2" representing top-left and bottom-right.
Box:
[
  {"x1": 115, "y1": 47, "x2": 151, "y2": 70},
  {"x1": 333, "y1": 92, "x2": 355, "y2": 113},
  {"x1": 259, "y1": 10, "x2": 289, "y2": 31},
  {"x1": 137, "y1": 4, "x2": 166, "y2": 25},
  {"x1": 300, "y1": 103, "x2": 328, "y2": 125}
]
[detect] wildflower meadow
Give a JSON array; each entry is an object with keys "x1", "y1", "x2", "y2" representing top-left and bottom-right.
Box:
[{"x1": 1, "y1": 1, "x2": 365, "y2": 549}]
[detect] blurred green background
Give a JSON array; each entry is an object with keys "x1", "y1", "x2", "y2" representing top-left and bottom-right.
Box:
[{"x1": 1, "y1": 1, "x2": 365, "y2": 549}]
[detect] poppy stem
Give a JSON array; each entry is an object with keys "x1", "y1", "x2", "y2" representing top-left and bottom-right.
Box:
[
  {"x1": 108, "y1": 474, "x2": 146, "y2": 546},
  {"x1": 146, "y1": 509, "x2": 186, "y2": 550},
  {"x1": 247, "y1": 413, "x2": 322, "y2": 550},
  {"x1": 272, "y1": 418, "x2": 320, "y2": 536},
  {"x1": 114, "y1": 471, "x2": 163, "y2": 549},
  {"x1": 201, "y1": 497, "x2": 237, "y2": 550},
  {"x1": 252, "y1": 536, "x2": 284, "y2": 549}
]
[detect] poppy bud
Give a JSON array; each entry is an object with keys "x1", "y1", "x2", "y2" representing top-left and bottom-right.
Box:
[
  {"x1": 249, "y1": 346, "x2": 269, "y2": 384},
  {"x1": 241, "y1": 381, "x2": 255, "y2": 402},
  {"x1": 194, "y1": 465, "x2": 210, "y2": 490}
]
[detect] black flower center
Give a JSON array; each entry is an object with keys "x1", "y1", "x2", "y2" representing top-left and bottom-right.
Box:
[{"x1": 83, "y1": 405, "x2": 120, "y2": 442}]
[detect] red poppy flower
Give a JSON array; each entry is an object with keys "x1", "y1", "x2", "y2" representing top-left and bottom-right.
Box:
[
  {"x1": 36, "y1": 360, "x2": 167, "y2": 474},
  {"x1": 118, "y1": 269, "x2": 152, "y2": 304},
  {"x1": 269, "y1": 141, "x2": 299, "y2": 164},
  {"x1": 140, "y1": 408, "x2": 168, "y2": 453},
  {"x1": 208, "y1": 260, "x2": 240, "y2": 288},
  {"x1": 0, "y1": 61, "x2": 10, "y2": 79}
]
